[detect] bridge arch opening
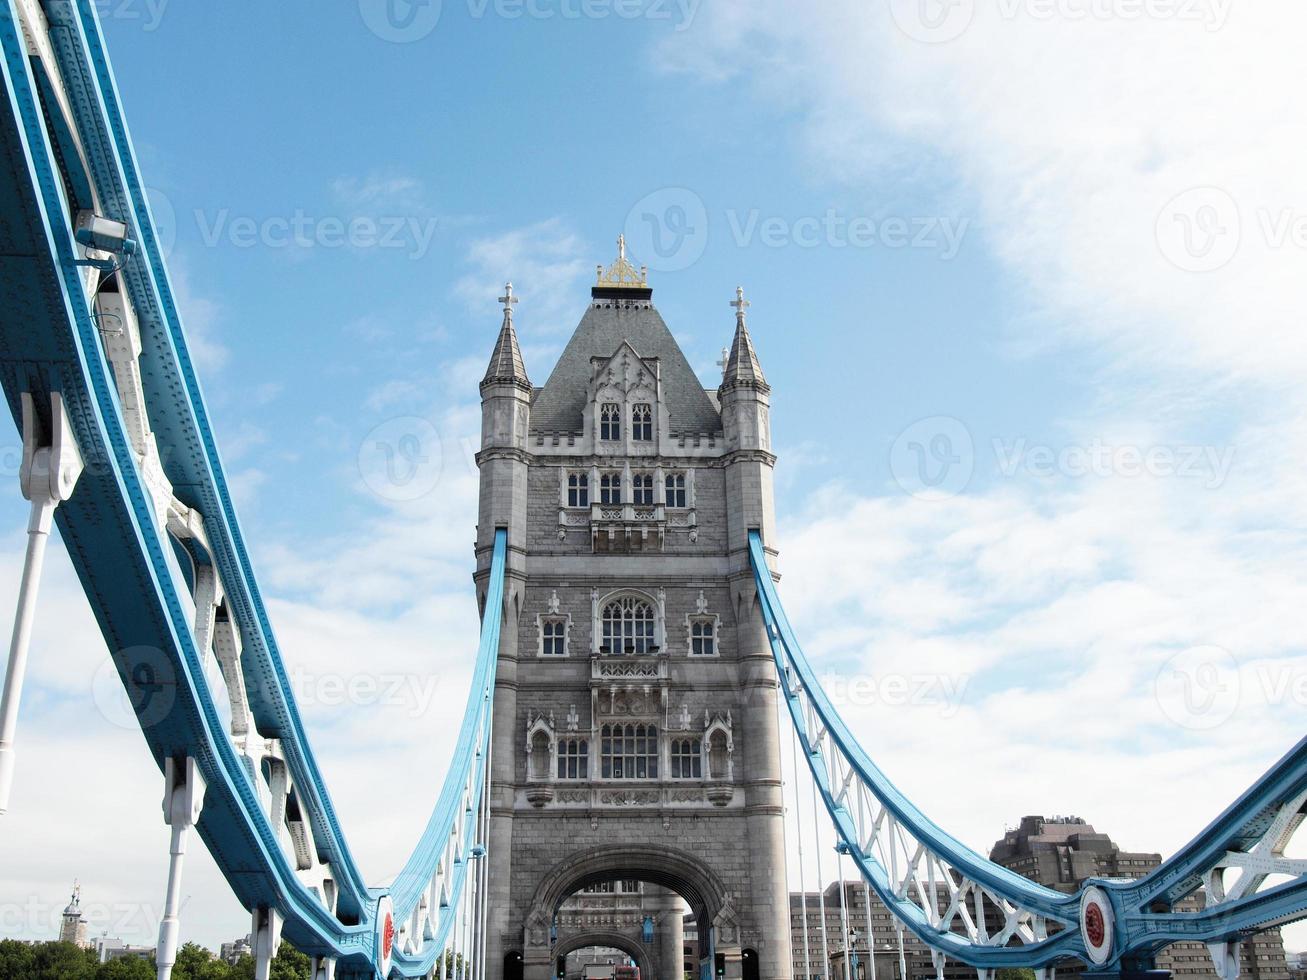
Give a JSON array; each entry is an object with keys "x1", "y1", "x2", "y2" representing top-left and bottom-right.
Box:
[{"x1": 554, "y1": 932, "x2": 652, "y2": 980}]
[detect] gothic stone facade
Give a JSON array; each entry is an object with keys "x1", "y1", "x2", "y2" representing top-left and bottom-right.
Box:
[{"x1": 474, "y1": 260, "x2": 790, "y2": 980}]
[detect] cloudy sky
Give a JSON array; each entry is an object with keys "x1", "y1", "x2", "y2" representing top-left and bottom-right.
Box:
[{"x1": 0, "y1": 0, "x2": 1303, "y2": 959}]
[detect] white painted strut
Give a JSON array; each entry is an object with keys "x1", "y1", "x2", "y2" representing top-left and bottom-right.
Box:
[
  {"x1": 252, "y1": 906, "x2": 283, "y2": 980},
  {"x1": 0, "y1": 392, "x2": 83, "y2": 814},
  {"x1": 157, "y1": 757, "x2": 207, "y2": 980}
]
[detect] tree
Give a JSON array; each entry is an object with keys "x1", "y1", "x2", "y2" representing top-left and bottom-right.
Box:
[
  {"x1": 996, "y1": 969, "x2": 1036, "y2": 980},
  {"x1": 29, "y1": 941, "x2": 97, "y2": 980},
  {"x1": 268, "y1": 943, "x2": 311, "y2": 980},
  {"x1": 0, "y1": 940, "x2": 36, "y2": 980},
  {"x1": 95, "y1": 956, "x2": 156, "y2": 980}
]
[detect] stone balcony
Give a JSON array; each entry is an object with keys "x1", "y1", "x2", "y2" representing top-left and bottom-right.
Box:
[{"x1": 589, "y1": 501, "x2": 666, "y2": 551}]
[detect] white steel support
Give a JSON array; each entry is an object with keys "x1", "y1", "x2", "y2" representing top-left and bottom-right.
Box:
[
  {"x1": 252, "y1": 906, "x2": 283, "y2": 980},
  {"x1": 157, "y1": 756, "x2": 207, "y2": 980},
  {"x1": 310, "y1": 956, "x2": 335, "y2": 980},
  {"x1": 0, "y1": 392, "x2": 83, "y2": 814}
]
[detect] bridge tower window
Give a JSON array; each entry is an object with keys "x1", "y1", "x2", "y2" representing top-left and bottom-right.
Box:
[
  {"x1": 567, "y1": 472, "x2": 589, "y2": 508},
  {"x1": 600, "y1": 403, "x2": 621, "y2": 441},
  {"x1": 632, "y1": 403, "x2": 653, "y2": 441},
  {"x1": 632, "y1": 473, "x2": 655, "y2": 506},
  {"x1": 600, "y1": 473, "x2": 622, "y2": 506},
  {"x1": 670, "y1": 738, "x2": 702, "y2": 779},
  {"x1": 601, "y1": 723, "x2": 659, "y2": 779},
  {"x1": 556, "y1": 739, "x2": 588, "y2": 779},
  {"x1": 602, "y1": 597, "x2": 655, "y2": 654},
  {"x1": 665, "y1": 473, "x2": 687, "y2": 508},
  {"x1": 690, "y1": 619, "x2": 716, "y2": 657},
  {"x1": 541, "y1": 619, "x2": 568, "y2": 657}
]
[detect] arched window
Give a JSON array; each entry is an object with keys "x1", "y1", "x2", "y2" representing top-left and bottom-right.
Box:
[
  {"x1": 670, "y1": 738, "x2": 702, "y2": 779},
  {"x1": 665, "y1": 473, "x2": 686, "y2": 508},
  {"x1": 600, "y1": 473, "x2": 622, "y2": 506},
  {"x1": 541, "y1": 619, "x2": 567, "y2": 657},
  {"x1": 567, "y1": 472, "x2": 589, "y2": 508},
  {"x1": 602, "y1": 597, "x2": 655, "y2": 654},
  {"x1": 600, "y1": 403, "x2": 621, "y2": 441},
  {"x1": 632, "y1": 404, "x2": 653, "y2": 442},
  {"x1": 632, "y1": 473, "x2": 654, "y2": 506},
  {"x1": 601, "y1": 723, "x2": 659, "y2": 779},
  {"x1": 556, "y1": 739, "x2": 588, "y2": 779}
]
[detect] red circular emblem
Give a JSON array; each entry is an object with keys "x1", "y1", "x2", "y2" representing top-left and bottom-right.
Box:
[
  {"x1": 1085, "y1": 903, "x2": 1106, "y2": 947},
  {"x1": 383, "y1": 913, "x2": 395, "y2": 960}
]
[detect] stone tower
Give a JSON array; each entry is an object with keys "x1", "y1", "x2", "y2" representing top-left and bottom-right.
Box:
[
  {"x1": 59, "y1": 881, "x2": 88, "y2": 948},
  {"x1": 476, "y1": 241, "x2": 790, "y2": 980}
]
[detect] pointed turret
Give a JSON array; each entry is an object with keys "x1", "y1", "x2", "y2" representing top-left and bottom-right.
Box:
[
  {"x1": 481, "y1": 282, "x2": 531, "y2": 391},
  {"x1": 721, "y1": 286, "x2": 768, "y2": 392}
]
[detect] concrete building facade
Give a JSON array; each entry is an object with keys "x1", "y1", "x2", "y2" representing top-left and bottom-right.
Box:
[
  {"x1": 990, "y1": 816, "x2": 1290, "y2": 980},
  {"x1": 475, "y1": 244, "x2": 790, "y2": 980}
]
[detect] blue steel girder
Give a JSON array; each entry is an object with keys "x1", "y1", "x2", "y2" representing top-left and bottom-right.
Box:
[
  {"x1": 0, "y1": 1, "x2": 512, "y2": 975},
  {"x1": 746, "y1": 531, "x2": 1307, "y2": 974}
]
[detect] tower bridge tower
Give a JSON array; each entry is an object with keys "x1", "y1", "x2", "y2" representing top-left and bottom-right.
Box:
[{"x1": 475, "y1": 241, "x2": 790, "y2": 980}]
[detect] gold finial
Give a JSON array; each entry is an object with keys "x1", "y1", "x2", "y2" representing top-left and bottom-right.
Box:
[{"x1": 596, "y1": 234, "x2": 648, "y2": 288}]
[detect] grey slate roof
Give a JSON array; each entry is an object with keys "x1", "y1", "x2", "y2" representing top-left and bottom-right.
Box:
[
  {"x1": 723, "y1": 315, "x2": 767, "y2": 389},
  {"x1": 530, "y1": 301, "x2": 722, "y2": 434},
  {"x1": 482, "y1": 314, "x2": 530, "y2": 388}
]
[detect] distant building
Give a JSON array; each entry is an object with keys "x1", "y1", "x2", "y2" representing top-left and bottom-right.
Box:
[
  {"x1": 93, "y1": 935, "x2": 155, "y2": 964},
  {"x1": 788, "y1": 882, "x2": 975, "y2": 980},
  {"x1": 220, "y1": 935, "x2": 253, "y2": 964},
  {"x1": 991, "y1": 816, "x2": 1290, "y2": 980},
  {"x1": 1285, "y1": 951, "x2": 1305, "y2": 980},
  {"x1": 57, "y1": 883, "x2": 89, "y2": 949}
]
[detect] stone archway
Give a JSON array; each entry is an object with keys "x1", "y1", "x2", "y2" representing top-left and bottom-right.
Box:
[
  {"x1": 523, "y1": 845, "x2": 736, "y2": 980},
  {"x1": 554, "y1": 931, "x2": 653, "y2": 980}
]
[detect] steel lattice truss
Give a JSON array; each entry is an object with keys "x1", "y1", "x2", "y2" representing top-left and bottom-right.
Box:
[
  {"x1": 0, "y1": 2, "x2": 1301, "y2": 979},
  {"x1": 748, "y1": 532, "x2": 1306, "y2": 978}
]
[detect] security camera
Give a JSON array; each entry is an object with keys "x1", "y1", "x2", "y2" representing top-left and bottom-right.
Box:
[{"x1": 75, "y1": 211, "x2": 137, "y2": 257}]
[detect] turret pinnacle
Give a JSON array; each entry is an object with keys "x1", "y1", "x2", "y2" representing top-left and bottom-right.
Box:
[
  {"x1": 481, "y1": 282, "x2": 531, "y2": 391},
  {"x1": 722, "y1": 286, "x2": 767, "y2": 390}
]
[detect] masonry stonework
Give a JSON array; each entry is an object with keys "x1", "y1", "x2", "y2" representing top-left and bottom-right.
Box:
[{"x1": 474, "y1": 254, "x2": 791, "y2": 980}]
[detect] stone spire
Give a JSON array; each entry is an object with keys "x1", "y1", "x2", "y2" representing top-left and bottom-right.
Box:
[
  {"x1": 721, "y1": 286, "x2": 767, "y2": 391},
  {"x1": 481, "y1": 282, "x2": 531, "y2": 391}
]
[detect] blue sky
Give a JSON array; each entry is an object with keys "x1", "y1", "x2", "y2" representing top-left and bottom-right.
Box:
[{"x1": 0, "y1": 0, "x2": 1303, "y2": 957}]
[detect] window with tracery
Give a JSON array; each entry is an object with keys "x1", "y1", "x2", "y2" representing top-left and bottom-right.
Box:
[
  {"x1": 632, "y1": 473, "x2": 654, "y2": 506},
  {"x1": 556, "y1": 739, "x2": 588, "y2": 779},
  {"x1": 567, "y1": 472, "x2": 589, "y2": 508},
  {"x1": 670, "y1": 738, "x2": 702, "y2": 779},
  {"x1": 602, "y1": 597, "x2": 655, "y2": 654},
  {"x1": 632, "y1": 404, "x2": 653, "y2": 442},
  {"x1": 600, "y1": 403, "x2": 621, "y2": 441},
  {"x1": 601, "y1": 723, "x2": 659, "y2": 779}
]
